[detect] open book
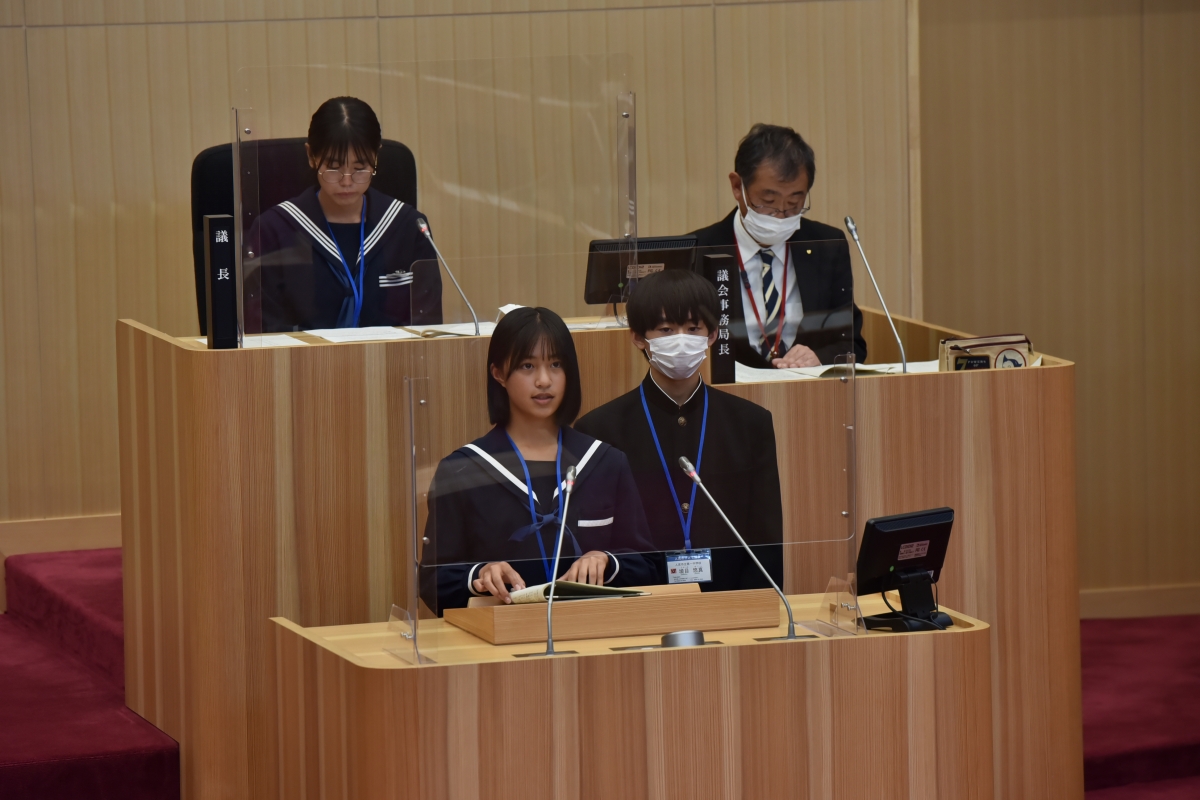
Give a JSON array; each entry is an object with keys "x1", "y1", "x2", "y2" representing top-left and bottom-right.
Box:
[{"x1": 508, "y1": 580, "x2": 649, "y2": 604}]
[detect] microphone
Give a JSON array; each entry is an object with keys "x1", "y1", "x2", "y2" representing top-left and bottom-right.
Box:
[
  {"x1": 844, "y1": 216, "x2": 906, "y2": 373},
  {"x1": 543, "y1": 465, "x2": 578, "y2": 655},
  {"x1": 678, "y1": 457, "x2": 800, "y2": 640},
  {"x1": 417, "y1": 218, "x2": 480, "y2": 336}
]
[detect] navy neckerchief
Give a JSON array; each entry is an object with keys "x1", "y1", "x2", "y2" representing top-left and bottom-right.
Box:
[
  {"x1": 321, "y1": 193, "x2": 366, "y2": 327},
  {"x1": 640, "y1": 381, "x2": 709, "y2": 551},
  {"x1": 503, "y1": 428, "x2": 580, "y2": 583}
]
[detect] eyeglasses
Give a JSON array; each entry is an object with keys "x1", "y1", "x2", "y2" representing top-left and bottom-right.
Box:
[
  {"x1": 318, "y1": 168, "x2": 375, "y2": 185},
  {"x1": 748, "y1": 195, "x2": 812, "y2": 219}
]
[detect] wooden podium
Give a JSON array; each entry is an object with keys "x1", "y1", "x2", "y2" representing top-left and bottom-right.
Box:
[
  {"x1": 272, "y1": 593, "x2": 994, "y2": 800},
  {"x1": 117, "y1": 310, "x2": 1081, "y2": 799}
]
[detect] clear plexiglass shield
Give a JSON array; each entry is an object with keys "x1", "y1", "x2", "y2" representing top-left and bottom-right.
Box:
[{"x1": 233, "y1": 56, "x2": 634, "y2": 343}]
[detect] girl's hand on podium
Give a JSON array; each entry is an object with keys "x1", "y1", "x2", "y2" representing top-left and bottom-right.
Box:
[
  {"x1": 474, "y1": 562, "x2": 525, "y2": 603},
  {"x1": 561, "y1": 551, "x2": 609, "y2": 585}
]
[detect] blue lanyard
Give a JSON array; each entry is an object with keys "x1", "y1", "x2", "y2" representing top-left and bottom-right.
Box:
[
  {"x1": 504, "y1": 429, "x2": 564, "y2": 583},
  {"x1": 639, "y1": 383, "x2": 708, "y2": 551},
  {"x1": 322, "y1": 195, "x2": 366, "y2": 327}
]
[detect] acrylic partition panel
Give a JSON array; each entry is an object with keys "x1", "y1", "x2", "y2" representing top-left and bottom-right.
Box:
[
  {"x1": 399, "y1": 325, "x2": 858, "y2": 664},
  {"x1": 232, "y1": 56, "x2": 633, "y2": 342}
]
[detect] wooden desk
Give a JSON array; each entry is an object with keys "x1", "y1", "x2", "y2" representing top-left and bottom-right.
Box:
[
  {"x1": 272, "y1": 594, "x2": 994, "y2": 799},
  {"x1": 117, "y1": 310, "x2": 1080, "y2": 799}
]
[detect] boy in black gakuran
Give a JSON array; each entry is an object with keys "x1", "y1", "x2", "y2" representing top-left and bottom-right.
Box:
[{"x1": 574, "y1": 270, "x2": 784, "y2": 591}]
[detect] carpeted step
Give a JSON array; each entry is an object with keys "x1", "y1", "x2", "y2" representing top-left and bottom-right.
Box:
[
  {"x1": 1083, "y1": 615, "x2": 1200, "y2": 791},
  {"x1": 0, "y1": 616, "x2": 178, "y2": 800},
  {"x1": 1086, "y1": 775, "x2": 1200, "y2": 799},
  {"x1": 4, "y1": 548, "x2": 124, "y2": 690}
]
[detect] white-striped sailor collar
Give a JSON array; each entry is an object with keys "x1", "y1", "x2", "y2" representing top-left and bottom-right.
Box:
[
  {"x1": 276, "y1": 187, "x2": 405, "y2": 267},
  {"x1": 459, "y1": 426, "x2": 605, "y2": 505}
]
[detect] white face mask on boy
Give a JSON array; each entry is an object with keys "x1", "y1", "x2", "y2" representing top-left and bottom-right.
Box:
[
  {"x1": 646, "y1": 334, "x2": 709, "y2": 380},
  {"x1": 738, "y1": 193, "x2": 803, "y2": 247}
]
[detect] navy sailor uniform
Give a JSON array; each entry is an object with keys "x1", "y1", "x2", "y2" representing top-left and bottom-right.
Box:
[
  {"x1": 244, "y1": 185, "x2": 442, "y2": 332},
  {"x1": 418, "y1": 425, "x2": 664, "y2": 613}
]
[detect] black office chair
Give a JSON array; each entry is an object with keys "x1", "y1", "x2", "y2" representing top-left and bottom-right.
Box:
[{"x1": 190, "y1": 138, "x2": 418, "y2": 334}]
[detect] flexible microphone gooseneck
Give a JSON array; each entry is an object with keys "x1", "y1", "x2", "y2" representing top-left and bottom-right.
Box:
[
  {"x1": 543, "y1": 465, "x2": 578, "y2": 655},
  {"x1": 678, "y1": 457, "x2": 799, "y2": 640},
  {"x1": 844, "y1": 216, "x2": 906, "y2": 373},
  {"x1": 416, "y1": 218, "x2": 480, "y2": 336}
]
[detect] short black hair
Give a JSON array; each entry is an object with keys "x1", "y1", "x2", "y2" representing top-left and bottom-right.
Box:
[
  {"x1": 307, "y1": 96, "x2": 382, "y2": 172},
  {"x1": 734, "y1": 123, "x2": 816, "y2": 189},
  {"x1": 626, "y1": 270, "x2": 719, "y2": 338},
  {"x1": 486, "y1": 307, "x2": 582, "y2": 427}
]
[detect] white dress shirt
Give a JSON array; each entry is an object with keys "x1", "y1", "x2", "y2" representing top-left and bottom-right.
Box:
[{"x1": 732, "y1": 209, "x2": 804, "y2": 355}]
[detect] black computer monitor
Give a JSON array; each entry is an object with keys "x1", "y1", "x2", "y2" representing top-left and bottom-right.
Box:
[
  {"x1": 583, "y1": 235, "x2": 698, "y2": 305},
  {"x1": 856, "y1": 507, "x2": 954, "y2": 631}
]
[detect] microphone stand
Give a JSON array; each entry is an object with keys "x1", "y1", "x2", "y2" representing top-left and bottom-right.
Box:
[
  {"x1": 418, "y1": 220, "x2": 480, "y2": 336},
  {"x1": 844, "y1": 216, "x2": 906, "y2": 373},
  {"x1": 542, "y1": 466, "x2": 578, "y2": 655},
  {"x1": 679, "y1": 458, "x2": 799, "y2": 640}
]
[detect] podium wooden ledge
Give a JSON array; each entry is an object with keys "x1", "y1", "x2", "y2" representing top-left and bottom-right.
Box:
[{"x1": 271, "y1": 594, "x2": 993, "y2": 798}]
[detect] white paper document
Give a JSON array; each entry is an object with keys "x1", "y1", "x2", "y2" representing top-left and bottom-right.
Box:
[
  {"x1": 566, "y1": 319, "x2": 627, "y2": 332},
  {"x1": 403, "y1": 321, "x2": 496, "y2": 337},
  {"x1": 192, "y1": 334, "x2": 309, "y2": 348},
  {"x1": 305, "y1": 326, "x2": 420, "y2": 343},
  {"x1": 508, "y1": 580, "x2": 648, "y2": 604},
  {"x1": 736, "y1": 360, "x2": 941, "y2": 383}
]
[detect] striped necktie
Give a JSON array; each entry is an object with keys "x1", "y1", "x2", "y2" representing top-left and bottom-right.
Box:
[{"x1": 760, "y1": 249, "x2": 780, "y2": 357}]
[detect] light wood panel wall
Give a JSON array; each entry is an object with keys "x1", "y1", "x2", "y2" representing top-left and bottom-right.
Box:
[
  {"x1": 920, "y1": 0, "x2": 1200, "y2": 593},
  {"x1": 0, "y1": 0, "x2": 918, "y2": 525},
  {"x1": 271, "y1": 608, "x2": 995, "y2": 800}
]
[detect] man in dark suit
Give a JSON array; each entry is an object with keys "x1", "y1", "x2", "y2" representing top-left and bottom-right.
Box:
[{"x1": 690, "y1": 123, "x2": 867, "y2": 368}]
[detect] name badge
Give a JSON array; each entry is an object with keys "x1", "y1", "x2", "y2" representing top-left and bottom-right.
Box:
[{"x1": 666, "y1": 549, "x2": 713, "y2": 584}]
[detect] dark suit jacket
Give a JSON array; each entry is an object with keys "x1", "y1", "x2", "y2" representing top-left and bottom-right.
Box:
[{"x1": 689, "y1": 209, "x2": 867, "y2": 367}]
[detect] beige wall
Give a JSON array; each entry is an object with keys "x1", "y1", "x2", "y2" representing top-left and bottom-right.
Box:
[
  {"x1": 0, "y1": 0, "x2": 919, "y2": 523},
  {"x1": 920, "y1": 0, "x2": 1200, "y2": 594}
]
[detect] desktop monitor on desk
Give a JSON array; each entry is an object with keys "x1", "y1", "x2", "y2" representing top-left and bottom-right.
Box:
[
  {"x1": 856, "y1": 507, "x2": 954, "y2": 632},
  {"x1": 583, "y1": 235, "x2": 698, "y2": 305}
]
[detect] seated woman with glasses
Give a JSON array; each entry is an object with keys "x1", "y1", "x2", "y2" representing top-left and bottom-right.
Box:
[
  {"x1": 245, "y1": 96, "x2": 441, "y2": 332},
  {"x1": 689, "y1": 123, "x2": 866, "y2": 368}
]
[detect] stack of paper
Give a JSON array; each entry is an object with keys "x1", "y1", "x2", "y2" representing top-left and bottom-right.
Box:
[{"x1": 305, "y1": 327, "x2": 420, "y2": 343}]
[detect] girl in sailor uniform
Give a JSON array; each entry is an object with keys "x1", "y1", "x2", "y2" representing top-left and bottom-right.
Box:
[
  {"x1": 244, "y1": 96, "x2": 442, "y2": 332},
  {"x1": 419, "y1": 307, "x2": 663, "y2": 613}
]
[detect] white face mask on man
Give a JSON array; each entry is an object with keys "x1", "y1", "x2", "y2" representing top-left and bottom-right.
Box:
[
  {"x1": 739, "y1": 193, "x2": 803, "y2": 247},
  {"x1": 646, "y1": 334, "x2": 709, "y2": 381}
]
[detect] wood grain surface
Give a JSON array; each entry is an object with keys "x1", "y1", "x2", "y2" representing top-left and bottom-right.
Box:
[
  {"x1": 271, "y1": 595, "x2": 994, "y2": 800},
  {"x1": 120, "y1": 312, "x2": 1078, "y2": 800},
  {"x1": 920, "y1": 0, "x2": 1200, "y2": 598}
]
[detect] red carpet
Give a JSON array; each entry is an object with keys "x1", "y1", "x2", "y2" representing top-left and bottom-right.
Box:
[
  {"x1": 1082, "y1": 615, "x2": 1200, "y2": 793},
  {"x1": 5, "y1": 548, "x2": 125, "y2": 689},
  {"x1": 1086, "y1": 775, "x2": 1200, "y2": 799},
  {"x1": 0, "y1": 548, "x2": 178, "y2": 799}
]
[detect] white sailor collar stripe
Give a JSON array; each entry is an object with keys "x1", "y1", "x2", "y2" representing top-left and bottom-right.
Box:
[
  {"x1": 364, "y1": 200, "x2": 403, "y2": 254},
  {"x1": 278, "y1": 201, "x2": 343, "y2": 262},
  {"x1": 460, "y1": 438, "x2": 604, "y2": 503},
  {"x1": 278, "y1": 198, "x2": 405, "y2": 266}
]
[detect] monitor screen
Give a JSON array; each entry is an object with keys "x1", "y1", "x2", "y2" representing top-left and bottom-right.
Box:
[
  {"x1": 855, "y1": 507, "x2": 954, "y2": 596},
  {"x1": 584, "y1": 235, "x2": 698, "y2": 305}
]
